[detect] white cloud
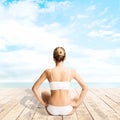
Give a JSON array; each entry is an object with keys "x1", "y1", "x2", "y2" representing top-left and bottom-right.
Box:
[
  {"x1": 0, "y1": 0, "x2": 71, "y2": 49},
  {"x1": 86, "y1": 5, "x2": 96, "y2": 12},
  {"x1": 0, "y1": 1, "x2": 39, "y2": 23},
  {"x1": 86, "y1": 18, "x2": 109, "y2": 29},
  {"x1": 88, "y1": 29, "x2": 120, "y2": 42},
  {"x1": 0, "y1": 0, "x2": 120, "y2": 84},
  {"x1": 88, "y1": 30, "x2": 114, "y2": 38},
  {"x1": 0, "y1": 0, "x2": 71, "y2": 82},
  {"x1": 39, "y1": 3, "x2": 55, "y2": 13},
  {"x1": 0, "y1": 17, "x2": 70, "y2": 82},
  {"x1": 113, "y1": 49, "x2": 120, "y2": 57},
  {"x1": 99, "y1": 7, "x2": 109, "y2": 16},
  {"x1": 77, "y1": 14, "x2": 88, "y2": 19},
  {"x1": 112, "y1": 33, "x2": 120, "y2": 37},
  {"x1": 110, "y1": 33, "x2": 120, "y2": 42},
  {"x1": 0, "y1": 19, "x2": 69, "y2": 49},
  {"x1": 0, "y1": 38, "x2": 6, "y2": 50},
  {"x1": 39, "y1": 1, "x2": 71, "y2": 13},
  {"x1": 67, "y1": 47, "x2": 120, "y2": 82},
  {"x1": 0, "y1": 49, "x2": 54, "y2": 82},
  {"x1": 69, "y1": 57, "x2": 120, "y2": 83}
]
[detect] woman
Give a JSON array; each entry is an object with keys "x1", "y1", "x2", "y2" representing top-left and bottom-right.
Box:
[{"x1": 32, "y1": 47, "x2": 88, "y2": 116}]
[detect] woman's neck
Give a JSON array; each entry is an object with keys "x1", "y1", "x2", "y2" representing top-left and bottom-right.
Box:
[{"x1": 56, "y1": 61, "x2": 64, "y2": 67}]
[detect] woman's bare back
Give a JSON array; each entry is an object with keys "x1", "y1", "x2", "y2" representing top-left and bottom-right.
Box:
[{"x1": 47, "y1": 67, "x2": 72, "y2": 106}]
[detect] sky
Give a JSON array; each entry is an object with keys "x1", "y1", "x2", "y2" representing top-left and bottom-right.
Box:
[{"x1": 0, "y1": 0, "x2": 120, "y2": 83}]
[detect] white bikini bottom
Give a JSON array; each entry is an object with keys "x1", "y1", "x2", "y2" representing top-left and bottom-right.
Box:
[{"x1": 47, "y1": 104, "x2": 73, "y2": 116}]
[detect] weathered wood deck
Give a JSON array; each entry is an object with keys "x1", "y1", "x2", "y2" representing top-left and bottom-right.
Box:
[{"x1": 0, "y1": 88, "x2": 120, "y2": 120}]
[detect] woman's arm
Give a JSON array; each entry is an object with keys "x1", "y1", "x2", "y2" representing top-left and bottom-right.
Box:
[
  {"x1": 72, "y1": 69, "x2": 88, "y2": 107},
  {"x1": 32, "y1": 70, "x2": 48, "y2": 106}
]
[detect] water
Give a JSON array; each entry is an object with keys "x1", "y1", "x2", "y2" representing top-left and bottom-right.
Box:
[{"x1": 0, "y1": 82, "x2": 120, "y2": 88}]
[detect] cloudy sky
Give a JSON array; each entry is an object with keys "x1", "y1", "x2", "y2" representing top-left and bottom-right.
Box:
[{"x1": 0, "y1": 0, "x2": 120, "y2": 83}]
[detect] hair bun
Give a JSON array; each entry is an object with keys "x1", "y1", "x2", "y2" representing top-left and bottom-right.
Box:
[
  {"x1": 53, "y1": 47, "x2": 66, "y2": 62},
  {"x1": 57, "y1": 48, "x2": 64, "y2": 56}
]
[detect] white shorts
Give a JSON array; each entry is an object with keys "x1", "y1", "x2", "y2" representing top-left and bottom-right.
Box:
[{"x1": 47, "y1": 104, "x2": 73, "y2": 116}]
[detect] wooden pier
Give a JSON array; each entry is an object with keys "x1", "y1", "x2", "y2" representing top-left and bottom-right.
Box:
[{"x1": 0, "y1": 88, "x2": 120, "y2": 120}]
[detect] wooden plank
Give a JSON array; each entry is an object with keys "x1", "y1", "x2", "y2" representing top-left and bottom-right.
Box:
[
  {"x1": 0, "y1": 88, "x2": 120, "y2": 120},
  {"x1": 0, "y1": 88, "x2": 19, "y2": 100},
  {"x1": 0, "y1": 100, "x2": 17, "y2": 120},
  {"x1": 2, "y1": 103, "x2": 25, "y2": 120},
  {"x1": 0, "y1": 88, "x2": 26, "y2": 109},
  {"x1": 84, "y1": 90, "x2": 120, "y2": 120},
  {"x1": 103, "y1": 88, "x2": 120, "y2": 104},
  {"x1": 71, "y1": 89, "x2": 93, "y2": 120},
  {"x1": 0, "y1": 88, "x2": 24, "y2": 119},
  {"x1": 0, "y1": 88, "x2": 13, "y2": 94},
  {"x1": 63, "y1": 112, "x2": 78, "y2": 120},
  {"x1": 1, "y1": 89, "x2": 28, "y2": 120},
  {"x1": 16, "y1": 92, "x2": 38, "y2": 120},
  {"x1": 76, "y1": 102, "x2": 93, "y2": 120},
  {"x1": 90, "y1": 88, "x2": 120, "y2": 115}
]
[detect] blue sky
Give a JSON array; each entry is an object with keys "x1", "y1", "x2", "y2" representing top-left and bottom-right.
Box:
[{"x1": 0, "y1": 0, "x2": 120, "y2": 83}]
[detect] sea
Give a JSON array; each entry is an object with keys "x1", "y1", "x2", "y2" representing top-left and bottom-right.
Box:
[{"x1": 0, "y1": 82, "x2": 120, "y2": 88}]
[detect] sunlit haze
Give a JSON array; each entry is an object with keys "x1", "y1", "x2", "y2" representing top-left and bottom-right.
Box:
[{"x1": 0, "y1": 0, "x2": 120, "y2": 83}]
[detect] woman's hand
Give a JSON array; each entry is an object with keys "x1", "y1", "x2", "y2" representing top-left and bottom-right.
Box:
[
  {"x1": 44, "y1": 102, "x2": 48, "y2": 107},
  {"x1": 41, "y1": 101, "x2": 48, "y2": 107},
  {"x1": 71, "y1": 101, "x2": 77, "y2": 108}
]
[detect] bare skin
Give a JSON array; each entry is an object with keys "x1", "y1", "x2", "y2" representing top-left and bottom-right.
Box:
[{"x1": 32, "y1": 61, "x2": 88, "y2": 115}]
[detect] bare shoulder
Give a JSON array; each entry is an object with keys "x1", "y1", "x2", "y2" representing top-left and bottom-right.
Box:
[
  {"x1": 43, "y1": 68, "x2": 49, "y2": 75},
  {"x1": 44, "y1": 68, "x2": 52, "y2": 78},
  {"x1": 45, "y1": 68, "x2": 50, "y2": 72}
]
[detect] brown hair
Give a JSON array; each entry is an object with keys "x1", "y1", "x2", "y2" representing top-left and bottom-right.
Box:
[{"x1": 53, "y1": 47, "x2": 66, "y2": 62}]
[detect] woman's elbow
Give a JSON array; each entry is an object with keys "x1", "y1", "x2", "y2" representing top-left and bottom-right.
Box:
[
  {"x1": 83, "y1": 85, "x2": 88, "y2": 92},
  {"x1": 32, "y1": 85, "x2": 37, "y2": 93}
]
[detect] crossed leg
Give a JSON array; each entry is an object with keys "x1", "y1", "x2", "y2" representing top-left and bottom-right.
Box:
[
  {"x1": 41, "y1": 91, "x2": 79, "y2": 115},
  {"x1": 41, "y1": 91, "x2": 52, "y2": 115}
]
